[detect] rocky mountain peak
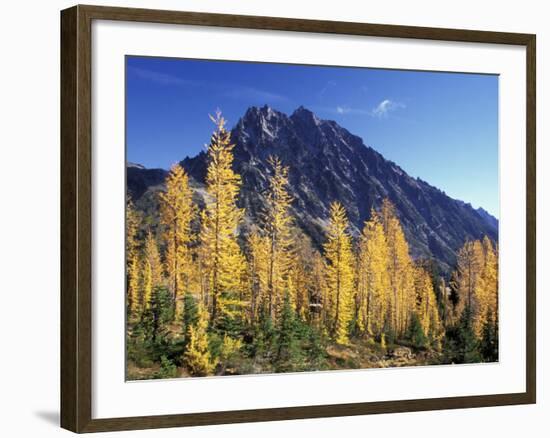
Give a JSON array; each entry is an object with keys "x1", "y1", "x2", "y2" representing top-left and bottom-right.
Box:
[
  {"x1": 241, "y1": 104, "x2": 284, "y2": 124},
  {"x1": 291, "y1": 105, "x2": 321, "y2": 125}
]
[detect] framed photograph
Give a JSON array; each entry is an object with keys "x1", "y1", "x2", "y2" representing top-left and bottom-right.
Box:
[{"x1": 60, "y1": 4, "x2": 536, "y2": 433}]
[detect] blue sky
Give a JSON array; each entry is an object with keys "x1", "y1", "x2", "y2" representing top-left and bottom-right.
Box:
[{"x1": 126, "y1": 56, "x2": 499, "y2": 217}]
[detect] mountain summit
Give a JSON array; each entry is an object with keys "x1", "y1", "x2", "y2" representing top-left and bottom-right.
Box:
[{"x1": 129, "y1": 105, "x2": 498, "y2": 271}]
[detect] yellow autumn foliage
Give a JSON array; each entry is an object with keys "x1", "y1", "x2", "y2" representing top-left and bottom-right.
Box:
[
  {"x1": 263, "y1": 156, "x2": 294, "y2": 318},
  {"x1": 414, "y1": 266, "x2": 443, "y2": 347},
  {"x1": 160, "y1": 163, "x2": 195, "y2": 318},
  {"x1": 357, "y1": 211, "x2": 390, "y2": 337},
  {"x1": 324, "y1": 201, "x2": 355, "y2": 345},
  {"x1": 126, "y1": 198, "x2": 141, "y2": 318},
  {"x1": 200, "y1": 112, "x2": 246, "y2": 323},
  {"x1": 184, "y1": 303, "x2": 216, "y2": 376},
  {"x1": 142, "y1": 231, "x2": 163, "y2": 309},
  {"x1": 453, "y1": 237, "x2": 498, "y2": 338},
  {"x1": 379, "y1": 199, "x2": 416, "y2": 338}
]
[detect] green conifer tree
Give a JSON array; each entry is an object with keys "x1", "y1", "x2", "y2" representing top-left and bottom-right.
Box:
[
  {"x1": 182, "y1": 292, "x2": 199, "y2": 343},
  {"x1": 480, "y1": 310, "x2": 498, "y2": 362},
  {"x1": 275, "y1": 292, "x2": 303, "y2": 372},
  {"x1": 407, "y1": 312, "x2": 427, "y2": 349},
  {"x1": 456, "y1": 306, "x2": 481, "y2": 363}
]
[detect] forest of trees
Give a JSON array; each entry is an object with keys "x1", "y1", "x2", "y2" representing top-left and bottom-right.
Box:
[{"x1": 126, "y1": 113, "x2": 499, "y2": 379}]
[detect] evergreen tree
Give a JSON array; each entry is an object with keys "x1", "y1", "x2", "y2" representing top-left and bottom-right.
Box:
[
  {"x1": 250, "y1": 307, "x2": 277, "y2": 359},
  {"x1": 144, "y1": 286, "x2": 173, "y2": 342},
  {"x1": 215, "y1": 288, "x2": 247, "y2": 338},
  {"x1": 382, "y1": 316, "x2": 396, "y2": 346},
  {"x1": 305, "y1": 326, "x2": 327, "y2": 370},
  {"x1": 182, "y1": 292, "x2": 199, "y2": 342},
  {"x1": 456, "y1": 306, "x2": 481, "y2": 363},
  {"x1": 275, "y1": 292, "x2": 303, "y2": 372},
  {"x1": 154, "y1": 355, "x2": 178, "y2": 379},
  {"x1": 407, "y1": 312, "x2": 427, "y2": 349},
  {"x1": 480, "y1": 309, "x2": 498, "y2": 362},
  {"x1": 138, "y1": 286, "x2": 174, "y2": 363}
]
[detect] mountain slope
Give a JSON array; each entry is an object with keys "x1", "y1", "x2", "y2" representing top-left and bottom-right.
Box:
[{"x1": 130, "y1": 105, "x2": 498, "y2": 272}]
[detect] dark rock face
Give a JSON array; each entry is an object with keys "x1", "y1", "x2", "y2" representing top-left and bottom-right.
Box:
[
  {"x1": 130, "y1": 105, "x2": 498, "y2": 272},
  {"x1": 127, "y1": 166, "x2": 167, "y2": 200},
  {"x1": 476, "y1": 207, "x2": 499, "y2": 231}
]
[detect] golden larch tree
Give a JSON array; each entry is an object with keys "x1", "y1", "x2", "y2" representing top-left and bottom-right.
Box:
[
  {"x1": 200, "y1": 112, "x2": 246, "y2": 323},
  {"x1": 481, "y1": 236, "x2": 498, "y2": 327},
  {"x1": 379, "y1": 199, "x2": 415, "y2": 337},
  {"x1": 324, "y1": 201, "x2": 355, "y2": 345},
  {"x1": 126, "y1": 197, "x2": 141, "y2": 319},
  {"x1": 246, "y1": 230, "x2": 269, "y2": 322},
  {"x1": 288, "y1": 233, "x2": 314, "y2": 321},
  {"x1": 357, "y1": 211, "x2": 390, "y2": 338},
  {"x1": 453, "y1": 239, "x2": 485, "y2": 336},
  {"x1": 184, "y1": 303, "x2": 216, "y2": 376},
  {"x1": 414, "y1": 266, "x2": 443, "y2": 347},
  {"x1": 262, "y1": 155, "x2": 294, "y2": 319},
  {"x1": 126, "y1": 196, "x2": 140, "y2": 263},
  {"x1": 128, "y1": 255, "x2": 141, "y2": 319},
  {"x1": 141, "y1": 255, "x2": 152, "y2": 314},
  {"x1": 311, "y1": 250, "x2": 328, "y2": 328},
  {"x1": 142, "y1": 230, "x2": 163, "y2": 309},
  {"x1": 160, "y1": 163, "x2": 195, "y2": 318}
]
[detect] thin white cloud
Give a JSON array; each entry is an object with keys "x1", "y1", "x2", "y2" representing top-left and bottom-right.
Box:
[
  {"x1": 129, "y1": 67, "x2": 199, "y2": 86},
  {"x1": 129, "y1": 66, "x2": 288, "y2": 103},
  {"x1": 334, "y1": 105, "x2": 369, "y2": 116},
  {"x1": 371, "y1": 99, "x2": 406, "y2": 118},
  {"x1": 315, "y1": 100, "x2": 405, "y2": 118},
  {"x1": 222, "y1": 87, "x2": 289, "y2": 103}
]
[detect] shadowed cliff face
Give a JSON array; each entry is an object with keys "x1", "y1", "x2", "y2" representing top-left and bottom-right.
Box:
[{"x1": 130, "y1": 105, "x2": 498, "y2": 272}]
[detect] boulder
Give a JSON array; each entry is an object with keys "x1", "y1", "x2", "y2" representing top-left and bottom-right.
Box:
[{"x1": 389, "y1": 346, "x2": 413, "y2": 360}]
